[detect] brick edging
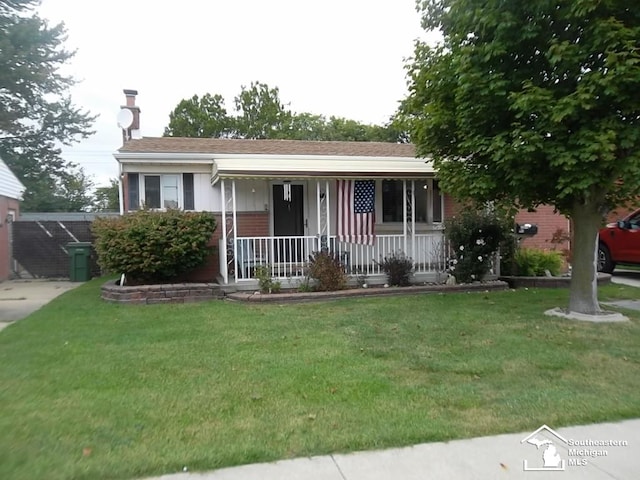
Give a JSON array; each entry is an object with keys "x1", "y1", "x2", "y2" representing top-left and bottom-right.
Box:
[
  {"x1": 101, "y1": 281, "x2": 225, "y2": 304},
  {"x1": 227, "y1": 281, "x2": 510, "y2": 303}
]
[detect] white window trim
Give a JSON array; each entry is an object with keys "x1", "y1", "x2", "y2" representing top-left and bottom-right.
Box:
[{"x1": 138, "y1": 174, "x2": 184, "y2": 211}]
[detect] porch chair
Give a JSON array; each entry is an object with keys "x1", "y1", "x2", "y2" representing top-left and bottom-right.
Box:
[{"x1": 234, "y1": 238, "x2": 266, "y2": 279}]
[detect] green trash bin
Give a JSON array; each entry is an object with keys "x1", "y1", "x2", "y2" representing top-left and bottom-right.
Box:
[{"x1": 67, "y1": 242, "x2": 92, "y2": 282}]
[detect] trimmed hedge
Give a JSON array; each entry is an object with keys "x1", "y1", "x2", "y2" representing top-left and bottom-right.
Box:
[{"x1": 92, "y1": 210, "x2": 217, "y2": 283}]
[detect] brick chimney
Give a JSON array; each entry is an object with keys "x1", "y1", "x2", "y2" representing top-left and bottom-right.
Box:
[{"x1": 120, "y1": 89, "x2": 141, "y2": 142}]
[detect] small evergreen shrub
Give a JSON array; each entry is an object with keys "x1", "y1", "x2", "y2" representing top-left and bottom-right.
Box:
[
  {"x1": 308, "y1": 251, "x2": 347, "y2": 291},
  {"x1": 514, "y1": 248, "x2": 563, "y2": 277},
  {"x1": 377, "y1": 251, "x2": 414, "y2": 286},
  {"x1": 92, "y1": 209, "x2": 216, "y2": 283},
  {"x1": 254, "y1": 265, "x2": 281, "y2": 293},
  {"x1": 446, "y1": 209, "x2": 510, "y2": 283},
  {"x1": 498, "y1": 234, "x2": 519, "y2": 276}
]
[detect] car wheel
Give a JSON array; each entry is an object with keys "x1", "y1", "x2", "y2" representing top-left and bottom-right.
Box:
[{"x1": 597, "y1": 243, "x2": 615, "y2": 273}]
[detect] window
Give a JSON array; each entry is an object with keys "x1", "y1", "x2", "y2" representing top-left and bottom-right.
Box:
[
  {"x1": 161, "y1": 175, "x2": 179, "y2": 209},
  {"x1": 381, "y1": 179, "x2": 442, "y2": 224},
  {"x1": 382, "y1": 180, "x2": 403, "y2": 222},
  {"x1": 127, "y1": 173, "x2": 195, "y2": 211},
  {"x1": 144, "y1": 175, "x2": 161, "y2": 208}
]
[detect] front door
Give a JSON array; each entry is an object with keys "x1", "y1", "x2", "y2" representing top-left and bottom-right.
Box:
[{"x1": 273, "y1": 184, "x2": 304, "y2": 262}]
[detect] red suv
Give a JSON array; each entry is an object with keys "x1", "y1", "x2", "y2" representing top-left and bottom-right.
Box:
[{"x1": 598, "y1": 208, "x2": 640, "y2": 273}]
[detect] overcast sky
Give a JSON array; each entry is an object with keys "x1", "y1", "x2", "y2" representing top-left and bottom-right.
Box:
[{"x1": 38, "y1": 0, "x2": 436, "y2": 187}]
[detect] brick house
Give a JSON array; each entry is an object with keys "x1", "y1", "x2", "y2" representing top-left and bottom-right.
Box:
[
  {"x1": 0, "y1": 157, "x2": 25, "y2": 281},
  {"x1": 114, "y1": 91, "x2": 570, "y2": 286}
]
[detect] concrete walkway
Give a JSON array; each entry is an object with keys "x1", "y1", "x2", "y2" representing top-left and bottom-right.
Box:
[
  {"x1": 611, "y1": 270, "x2": 640, "y2": 289},
  {"x1": 0, "y1": 279, "x2": 81, "y2": 332},
  {"x1": 143, "y1": 419, "x2": 639, "y2": 480}
]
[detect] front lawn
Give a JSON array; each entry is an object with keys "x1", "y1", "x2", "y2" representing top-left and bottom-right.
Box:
[{"x1": 0, "y1": 280, "x2": 639, "y2": 480}]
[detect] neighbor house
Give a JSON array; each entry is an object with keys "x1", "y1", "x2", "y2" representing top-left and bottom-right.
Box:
[
  {"x1": 113, "y1": 91, "x2": 569, "y2": 287},
  {"x1": 0, "y1": 157, "x2": 25, "y2": 281}
]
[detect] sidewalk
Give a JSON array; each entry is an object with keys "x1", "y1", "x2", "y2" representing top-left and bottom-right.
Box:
[
  {"x1": 143, "y1": 419, "x2": 639, "y2": 480},
  {"x1": 0, "y1": 279, "x2": 80, "y2": 331}
]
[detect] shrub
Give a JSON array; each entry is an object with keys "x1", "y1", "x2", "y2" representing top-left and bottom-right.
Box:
[
  {"x1": 498, "y1": 234, "x2": 519, "y2": 276},
  {"x1": 377, "y1": 251, "x2": 414, "y2": 286},
  {"x1": 445, "y1": 209, "x2": 510, "y2": 283},
  {"x1": 308, "y1": 251, "x2": 347, "y2": 291},
  {"x1": 514, "y1": 248, "x2": 563, "y2": 277},
  {"x1": 92, "y1": 209, "x2": 217, "y2": 283},
  {"x1": 254, "y1": 265, "x2": 281, "y2": 293}
]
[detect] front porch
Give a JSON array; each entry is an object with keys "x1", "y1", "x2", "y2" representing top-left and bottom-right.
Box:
[
  {"x1": 220, "y1": 232, "x2": 449, "y2": 288},
  {"x1": 215, "y1": 174, "x2": 451, "y2": 287},
  {"x1": 211, "y1": 151, "x2": 448, "y2": 287}
]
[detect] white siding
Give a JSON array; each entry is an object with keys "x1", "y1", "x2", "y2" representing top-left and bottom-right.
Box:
[
  {"x1": 234, "y1": 180, "x2": 269, "y2": 212},
  {"x1": 0, "y1": 158, "x2": 25, "y2": 200},
  {"x1": 194, "y1": 173, "x2": 217, "y2": 211}
]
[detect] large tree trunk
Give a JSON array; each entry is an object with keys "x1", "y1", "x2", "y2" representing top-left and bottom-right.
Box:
[{"x1": 569, "y1": 202, "x2": 603, "y2": 314}]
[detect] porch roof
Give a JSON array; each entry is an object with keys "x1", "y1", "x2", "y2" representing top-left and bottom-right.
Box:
[
  {"x1": 211, "y1": 155, "x2": 434, "y2": 183},
  {"x1": 115, "y1": 137, "x2": 435, "y2": 182}
]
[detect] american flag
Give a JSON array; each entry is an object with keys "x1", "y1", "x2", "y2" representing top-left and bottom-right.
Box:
[{"x1": 337, "y1": 180, "x2": 376, "y2": 245}]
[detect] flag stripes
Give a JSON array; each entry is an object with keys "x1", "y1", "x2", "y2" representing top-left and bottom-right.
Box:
[{"x1": 337, "y1": 180, "x2": 376, "y2": 245}]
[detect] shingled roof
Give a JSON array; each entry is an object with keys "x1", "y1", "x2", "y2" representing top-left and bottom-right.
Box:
[{"x1": 118, "y1": 137, "x2": 416, "y2": 157}]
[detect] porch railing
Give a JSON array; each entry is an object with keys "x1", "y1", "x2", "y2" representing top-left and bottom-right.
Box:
[{"x1": 222, "y1": 233, "x2": 448, "y2": 282}]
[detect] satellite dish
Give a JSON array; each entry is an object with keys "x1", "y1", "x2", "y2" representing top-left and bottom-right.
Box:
[{"x1": 117, "y1": 108, "x2": 134, "y2": 129}]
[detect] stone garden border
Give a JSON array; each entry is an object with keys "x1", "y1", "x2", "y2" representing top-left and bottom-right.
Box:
[
  {"x1": 101, "y1": 280, "x2": 510, "y2": 304},
  {"x1": 101, "y1": 282, "x2": 225, "y2": 304},
  {"x1": 499, "y1": 273, "x2": 611, "y2": 289},
  {"x1": 226, "y1": 281, "x2": 510, "y2": 303}
]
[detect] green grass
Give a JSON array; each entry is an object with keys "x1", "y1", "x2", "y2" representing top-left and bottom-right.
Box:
[{"x1": 1, "y1": 280, "x2": 639, "y2": 480}]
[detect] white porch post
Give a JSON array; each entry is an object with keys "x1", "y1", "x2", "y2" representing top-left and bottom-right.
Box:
[
  {"x1": 326, "y1": 180, "x2": 331, "y2": 240},
  {"x1": 411, "y1": 180, "x2": 416, "y2": 261},
  {"x1": 403, "y1": 180, "x2": 408, "y2": 254},
  {"x1": 220, "y1": 179, "x2": 228, "y2": 284},
  {"x1": 316, "y1": 180, "x2": 322, "y2": 251},
  {"x1": 232, "y1": 179, "x2": 238, "y2": 284},
  {"x1": 316, "y1": 180, "x2": 331, "y2": 252}
]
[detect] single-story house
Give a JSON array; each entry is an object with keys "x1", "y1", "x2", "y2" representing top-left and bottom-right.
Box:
[
  {"x1": 113, "y1": 91, "x2": 569, "y2": 287},
  {"x1": 0, "y1": 157, "x2": 25, "y2": 282}
]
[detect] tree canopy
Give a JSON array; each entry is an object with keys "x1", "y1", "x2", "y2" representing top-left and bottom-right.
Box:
[
  {"x1": 400, "y1": 0, "x2": 640, "y2": 314},
  {"x1": 93, "y1": 178, "x2": 120, "y2": 212},
  {"x1": 0, "y1": 0, "x2": 95, "y2": 211},
  {"x1": 164, "y1": 81, "x2": 404, "y2": 142}
]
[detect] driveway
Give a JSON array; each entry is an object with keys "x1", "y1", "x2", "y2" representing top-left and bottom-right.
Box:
[
  {"x1": 0, "y1": 279, "x2": 81, "y2": 332},
  {"x1": 611, "y1": 269, "x2": 640, "y2": 288}
]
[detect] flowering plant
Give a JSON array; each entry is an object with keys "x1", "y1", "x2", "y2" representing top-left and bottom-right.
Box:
[{"x1": 445, "y1": 209, "x2": 510, "y2": 283}]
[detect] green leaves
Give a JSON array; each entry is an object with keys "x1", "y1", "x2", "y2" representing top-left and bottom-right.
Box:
[
  {"x1": 164, "y1": 81, "x2": 404, "y2": 142},
  {"x1": 402, "y1": 0, "x2": 640, "y2": 214},
  {"x1": 0, "y1": 0, "x2": 95, "y2": 211},
  {"x1": 92, "y1": 210, "x2": 217, "y2": 283}
]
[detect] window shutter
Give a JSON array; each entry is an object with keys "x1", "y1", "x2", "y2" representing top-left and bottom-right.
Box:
[
  {"x1": 183, "y1": 173, "x2": 195, "y2": 210},
  {"x1": 433, "y1": 180, "x2": 443, "y2": 223},
  {"x1": 127, "y1": 173, "x2": 139, "y2": 211}
]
